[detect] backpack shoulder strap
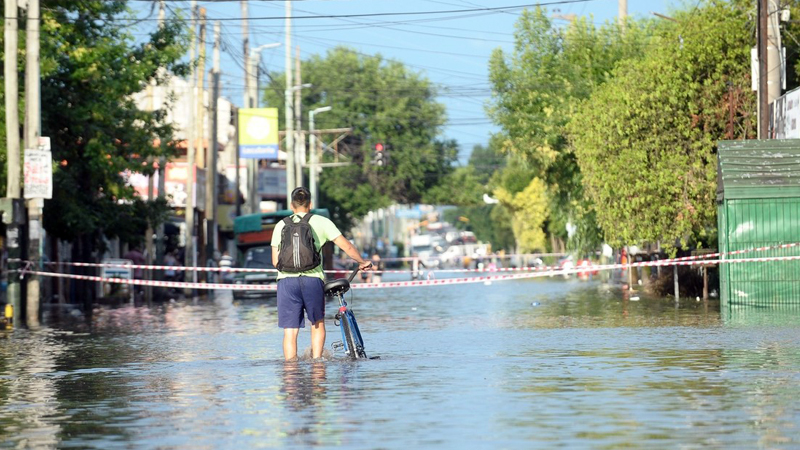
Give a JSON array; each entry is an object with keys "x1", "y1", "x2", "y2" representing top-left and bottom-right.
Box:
[
  {"x1": 300, "y1": 213, "x2": 314, "y2": 223},
  {"x1": 282, "y1": 216, "x2": 294, "y2": 226}
]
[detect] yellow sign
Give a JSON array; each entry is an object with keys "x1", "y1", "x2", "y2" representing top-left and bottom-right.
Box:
[{"x1": 238, "y1": 108, "x2": 279, "y2": 159}]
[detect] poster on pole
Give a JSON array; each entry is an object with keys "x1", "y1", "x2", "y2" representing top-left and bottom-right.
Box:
[
  {"x1": 238, "y1": 108, "x2": 279, "y2": 159},
  {"x1": 24, "y1": 149, "x2": 53, "y2": 199}
]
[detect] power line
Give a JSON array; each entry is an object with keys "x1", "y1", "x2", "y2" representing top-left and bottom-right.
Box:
[{"x1": 21, "y1": 0, "x2": 599, "y2": 22}]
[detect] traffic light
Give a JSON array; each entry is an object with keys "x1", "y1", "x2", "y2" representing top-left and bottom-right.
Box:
[{"x1": 373, "y1": 143, "x2": 387, "y2": 166}]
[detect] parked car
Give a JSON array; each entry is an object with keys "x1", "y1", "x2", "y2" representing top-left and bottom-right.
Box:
[{"x1": 233, "y1": 246, "x2": 277, "y2": 300}]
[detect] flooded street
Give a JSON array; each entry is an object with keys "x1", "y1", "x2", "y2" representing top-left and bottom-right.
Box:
[{"x1": 2, "y1": 277, "x2": 800, "y2": 449}]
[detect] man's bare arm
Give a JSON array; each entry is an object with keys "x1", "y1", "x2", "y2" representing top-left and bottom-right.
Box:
[{"x1": 332, "y1": 235, "x2": 372, "y2": 270}]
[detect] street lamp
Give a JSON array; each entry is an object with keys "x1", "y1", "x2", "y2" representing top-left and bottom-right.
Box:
[
  {"x1": 309, "y1": 106, "x2": 332, "y2": 207},
  {"x1": 246, "y1": 43, "x2": 281, "y2": 108},
  {"x1": 243, "y1": 42, "x2": 279, "y2": 216},
  {"x1": 285, "y1": 83, "x2": 312, "y2": 198}
]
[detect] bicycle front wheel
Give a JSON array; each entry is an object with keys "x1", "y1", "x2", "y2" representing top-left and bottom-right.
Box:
[{"x1": 341, "y1": 314, "x2": 358, "y2": 359}]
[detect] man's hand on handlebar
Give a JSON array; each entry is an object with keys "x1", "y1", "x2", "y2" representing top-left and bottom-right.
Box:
[{"x1": 358, "y1": 260, "x2": 374, "y2": 271}]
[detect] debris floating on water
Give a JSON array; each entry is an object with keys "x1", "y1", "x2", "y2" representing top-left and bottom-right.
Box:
[{"x1": 531, "y1": 302, "x2": 540, "y2": 307}]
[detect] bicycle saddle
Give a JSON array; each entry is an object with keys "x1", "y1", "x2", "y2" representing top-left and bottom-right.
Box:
[{"x1": 324, "y1": 278, "x2": 351, "y2": 296}]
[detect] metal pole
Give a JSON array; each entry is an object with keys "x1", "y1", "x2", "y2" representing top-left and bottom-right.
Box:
[
  {"x1": 196, "y1": 7, "x2": 207, "y2": 279},
  {"x1": 185, "y1": 1, "x2": 198, "y2": 288},
  {"x1": 24, "y1": 0, "x2": 41, "y2": 326},
  {"x1": 767, "y1": 0, "x2": 781, "y2": 107},
  {"x1": 246, "y1": 43, "x2": 280, "y2": 214},
  {"x1": 309, "y1": 106, "x2": 331, "y2": 207},
  {"x1": 4, "y1": 0, "x2": 22, "y2": 326},
  {"x1": 248, "y1": 53, "x2": 259, "y2": 214},
  {"x1": 285, "y1": 0, "x2": 295, "y2": 204},
  {"x1": 241, "y1": 0, "x2": 249, "y2": 216},
  {"x1": 309, "y1": 110, "x2": 317, "y2": 207},
  {"x1": 156, "y1": 0, "x2": 167, "y2": 268},
  {"x1": 242, "y1": 0, "x2": 249, "y2": 107},
  {"x1": 233, "y1": 106, "x2": 241, "y2": 218},
  {"x1": 294, "y1": 46, "x2": 303, "y2": 188},
  {"x1": 5, "y1": 0, "x2": 20, "y2": 201}
]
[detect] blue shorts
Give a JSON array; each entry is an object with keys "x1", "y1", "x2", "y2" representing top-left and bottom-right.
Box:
[{"x1": 277, "y1": 277, "x2": 326, "y2": 328}]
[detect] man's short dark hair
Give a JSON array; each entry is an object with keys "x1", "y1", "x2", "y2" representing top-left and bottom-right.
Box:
[{"x1": 291, "y1": 187, "x2": 311, "y2": 208}]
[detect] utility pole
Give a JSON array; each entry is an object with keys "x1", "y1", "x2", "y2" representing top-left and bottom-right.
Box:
[
  {"x1": 245, "y1": 43, "x2": 280, "y2": 215},
  {"x1": 185, "y1": 1, "x2": 198, "y2": 288},
  {"x1": 285, "y1": 0, "x2": 295, "y2": 204},
  {"x1": 156, "y1": 0, "x2": 167, "y2": 268},
  {"x1": 196, "y1": 8, "x2": 207, "y2": 278},
  {"x1": 206, "y1": 21, "x2": 221, "y2": 270},
  {"x1": 618, "y1": 0, "x2": 627, "y2": 27},
  {"x1": 758, "y1": 0, "x2": 769, "y2": 138},
  {"x1": 247, "y1": 52, "x2": 259, "y2": 214},
  {"x1": 309, "y1": 106, "x2": 331, "y2": 207},
  {"x1": 3, "y1": 0, "x2": 23, "y2": 326},
  {"x1": 294, "y1": 46, "x2": 303, "y2": 188},
  {"x1": 240, "y1": 0, "x2": 248, "y2": 217},
  {"x1": 24, "y1": 0, "x2": 41, "y2": 327},
  {"x1": 144, "y1": 0, "x2": 166, "y2": 303},
  {"x1": 767, "y1": 0, "x2": 781, "y2": 114},
  {"x1": 145, "y1": 96, "x2": 155, "y2": 304}
]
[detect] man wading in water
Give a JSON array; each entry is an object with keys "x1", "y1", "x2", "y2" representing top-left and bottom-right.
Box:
[{"x1": 272, "y1": 187, "x2": 373, "y2": 361}]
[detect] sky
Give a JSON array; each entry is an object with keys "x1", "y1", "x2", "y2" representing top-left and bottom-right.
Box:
[{"x1": 132, "y1": 0, "x2": 675, "y2": 163}]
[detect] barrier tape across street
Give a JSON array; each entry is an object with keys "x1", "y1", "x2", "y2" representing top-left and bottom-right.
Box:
[
  {"x1": 13, "y1": 240, "x2": 800, "y2": 276},
  {"x1": 25, "y1": 254, "x2": 800, "y2": 291}
]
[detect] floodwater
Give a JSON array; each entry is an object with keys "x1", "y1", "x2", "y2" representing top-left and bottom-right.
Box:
[{"x1": 2, "y1": 275, "x2": 800, "y2": 449}]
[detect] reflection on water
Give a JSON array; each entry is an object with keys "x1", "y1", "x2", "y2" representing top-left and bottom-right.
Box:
[{"x1": 1, "y1": 278, "x2": 800, "y2": 448}]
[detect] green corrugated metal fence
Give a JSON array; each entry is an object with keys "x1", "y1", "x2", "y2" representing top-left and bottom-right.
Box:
[{"x1": 718, "y1": 140, "x2": 800, "y2": 313}]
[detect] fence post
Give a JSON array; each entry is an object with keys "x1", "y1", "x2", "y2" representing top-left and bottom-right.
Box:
[{"x1": 674, "y1": 265, "x2": 679, "y2": 302}]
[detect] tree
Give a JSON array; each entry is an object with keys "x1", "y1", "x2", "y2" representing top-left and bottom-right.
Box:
[
  {"x1": 468, "y1": 140, "x2": 506, "y2": 184},
  {"x1": 262, "y1": 47, "x2": 454, "y2": 230},
  {"x1": 568, "y1": 1, "x2": 756, "y2": 252},
  {"x1": 422, "y1": 165, "x2": 484, "y2": 207},
  {"x1": 435, "y1": 140, "x2": 515, "y2": 251},
  {"x1": 34, "y1": 1, "x2": 189, "y2": 249},
  {"x1": 495, "y1": 177, "x2": 549, "y2": 252},
  {"x1": 487, "y1": 8, "x2": 650, "y2": 251}
]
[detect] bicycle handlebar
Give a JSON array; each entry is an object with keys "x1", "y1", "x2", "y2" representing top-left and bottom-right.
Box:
[{"x1": 348, "y1": 267, "x2": 360, "y2": 282}]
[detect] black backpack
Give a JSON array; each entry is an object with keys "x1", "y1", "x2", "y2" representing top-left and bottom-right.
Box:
[{"x1": 276, "y1": 213, "x2": 321, "y2": 273}]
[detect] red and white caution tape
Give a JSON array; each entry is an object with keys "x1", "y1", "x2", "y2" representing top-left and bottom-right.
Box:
[
  {"x1": 26, "y1": 254, "x2": 800, "y2": 291},
  {"x1": 28, "y1": 270, "x2": 277, "y2": 291}
]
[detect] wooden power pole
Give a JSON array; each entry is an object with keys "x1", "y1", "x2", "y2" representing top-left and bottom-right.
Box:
[
  {"x1": 758, "y1": 0, "x2": 769, "y2": 138},
  {"x1": 25, "y1": 0, "x2": 42, "y2": 326},
  {"x1": 206, "y1": 21, "x2": 221, "y2": 271},
  {"x1": 3, "y1": 0, "x2": 23, "y2": 326}
]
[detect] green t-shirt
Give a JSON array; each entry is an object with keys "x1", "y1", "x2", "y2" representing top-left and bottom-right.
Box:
[{"x1": 271, "y1": 212, "x2": 342, "y2": 280}]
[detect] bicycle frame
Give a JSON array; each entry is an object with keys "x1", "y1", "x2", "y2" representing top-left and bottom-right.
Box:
[{"x1": 325, "y1": 268, "x2": 368, "y2": 359}]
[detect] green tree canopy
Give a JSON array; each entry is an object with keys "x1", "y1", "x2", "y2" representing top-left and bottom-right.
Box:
[
  {"x1": 1, "y1": 1, "x2": 189, "y2": 248},
  {"x1": 568, "y1": 1, "x2": 756, "y2": 251},
  {"x1": 487, "y1": 8, "x2": 651, "y2": 251},
  {"x1": 262, "y1": 46, "x2": 455, "y2": 230}
]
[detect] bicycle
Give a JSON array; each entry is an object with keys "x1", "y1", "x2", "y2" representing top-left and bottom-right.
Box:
[{"x1": 325, "y1": 267, "x2": 373, "y2": 360}]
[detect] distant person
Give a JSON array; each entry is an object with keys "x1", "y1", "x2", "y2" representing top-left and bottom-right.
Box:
[
  {"x1": 219, "y1": 251, "x2": 234, "y2": 283},
  {"x1": 411, "y1": 253, "x2": 426, "y2": 280},
  {"x1": 123, "y1": 245, "x2": 146, "y2": 279},
  {"x1": 164, "y1": 250, "x2": 179, "y2": 282},
  {"x1": 271, "y1": 187, "x2": 372, "y2": 361},
  {"x1": 369, "y1": 253, "x2": 383, "y2": 283}
]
